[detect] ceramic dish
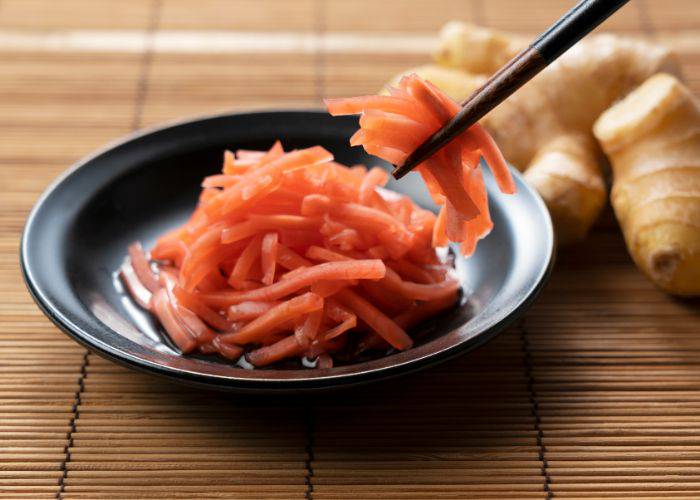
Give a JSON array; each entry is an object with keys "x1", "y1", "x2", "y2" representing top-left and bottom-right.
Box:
[{"x1": 21, "y1": 110, "x2": 554, "y2": 392}]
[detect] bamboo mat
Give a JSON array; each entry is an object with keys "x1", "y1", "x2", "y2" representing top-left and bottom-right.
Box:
[{"x1": 1, "y1": 0, "x2": 699, "y2": 498}]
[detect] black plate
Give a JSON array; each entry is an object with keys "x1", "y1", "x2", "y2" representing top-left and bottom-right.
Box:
[{"x1": 21, "y1": 110, "x2": 554, "y2": 392}]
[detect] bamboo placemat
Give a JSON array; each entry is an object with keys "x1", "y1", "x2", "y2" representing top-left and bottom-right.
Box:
[{"x1": 1, "y1": 0, "x2": 699, "y2": 498}]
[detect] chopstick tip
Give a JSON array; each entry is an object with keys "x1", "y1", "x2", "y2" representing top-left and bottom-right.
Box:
[{"x1": 392, "y1": 160, "x2": 414, "y2": 180}]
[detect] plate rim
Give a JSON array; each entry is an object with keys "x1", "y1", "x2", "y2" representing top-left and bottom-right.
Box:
[{"x1": 20, "y1": 109, "x2": 555, "y2": 392}]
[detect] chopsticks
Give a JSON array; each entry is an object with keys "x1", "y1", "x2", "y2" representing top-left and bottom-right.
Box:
[{"x1": 392, "y1": 0, "x2": 630, "y2": 179}]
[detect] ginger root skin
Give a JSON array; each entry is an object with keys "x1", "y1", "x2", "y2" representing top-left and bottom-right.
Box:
[
  {"x1": 524, "y1": 134, "x2": 606, "y2": 245},
  {"x1": 483, "y1": 34, "x2": 681, "y2": 170},
  {"x1": 384, "y1": 64, "x2": 486, "y2": 102},
  {"x1": 434, "y1": 21, "x2": 526, "y2": 75},
  {"x1": 594, "y1": 73, "x2": 700, "y2": 296}
]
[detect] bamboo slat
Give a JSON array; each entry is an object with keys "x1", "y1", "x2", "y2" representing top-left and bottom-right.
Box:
[
  {"x1": 480, "y1": 0, "x2": 645, "y2": 33},
  {"x1": 323, "y1": 53, "x2": 428, "y2": 99},
  {"x1": 142, "y1": 52, "x2": 319, "y2": 127},
  {"x1": 310, "y1": 331, "x2": 547, "y2": 499},
  {"x1": 61, "y1": 359, "x2": 307, "y2": 498},
  {"x1": 0, "y1": 243, "x2": 83, "y2": 497},
  {"x1": 0, "y1": 53, "x2": 142, "y2": 128},
  {"x1": 644, "y1": 0, "x2": 700, "y2": 31},
  {"x1": 0, "y1": 0, "x2": 153, "y2": 30},
  {"x1": 160, "y1": 0, "x2": 316, "y2": 32},
  {"x1": 525, "y1": 233, "x2": 700, "y2": 497},
  {"x1": 323, "y1": 0, "x2": 477, "y2": 33}
]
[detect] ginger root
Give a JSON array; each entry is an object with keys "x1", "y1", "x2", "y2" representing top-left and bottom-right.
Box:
[
  {"x1": 435, "y1": 21, "x2": 525, "y2": 75},
  {"x1": 386, "y1": 23, "x2": 680, "y2": 245},
  {"x1": 482, "y1": 33, "x2": 680, "y2": 169},
  {"x1": 594, "y1": 74, "x2": 700, "y2": 296},
  {"x1": 385, "y1": 64, "x2": 486, "y2": 102},
  {"x1": 523, "y1": 134, "x2": 606, "y2": 244}
]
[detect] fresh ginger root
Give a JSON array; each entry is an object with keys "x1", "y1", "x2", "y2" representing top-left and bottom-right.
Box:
[
  {"x1": 481, "y1": 33, "x2": 680, "y2": 169},
  {"x1": 435, "y1": 21, "x2": 526, "y2": 75},
  {"x1": 594, "y1": 74, "x2": 700, "y2": 295},
  {"x1": 523, "y1": 134, "x2": 606, "y2": 244},
  {"x1": 385, "y1": 64, "x2": 486, "y2": 102},
  {"x1": 386, "y1": 23, "x2": 680, "y2": 245}
]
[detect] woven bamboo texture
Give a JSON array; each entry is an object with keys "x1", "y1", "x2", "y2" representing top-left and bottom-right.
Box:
[{"x1": 1, "y1": 0, "x2": 699, "y2": 498}]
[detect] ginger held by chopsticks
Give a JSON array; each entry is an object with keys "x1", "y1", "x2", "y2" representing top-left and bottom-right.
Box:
[
  {"x1": 387, "y1": 22, "x2": 680, "y2": 245},
  {"x1": 382, "y1": 22, "x2": 700, "y2": 296}
]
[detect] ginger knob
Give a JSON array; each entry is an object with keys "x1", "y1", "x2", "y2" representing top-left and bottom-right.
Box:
[
  {"x1": 434, "y1": 21, "x2": 526, "y2": 75},
  {"x1": 524, "y1": 134, "x2": 606, "y2": 245},
  {"x1": 384, "y1": 64, "x2": 486, "y2": 102},
  {"x1": 594, "y1": 73, "x2": 700, "y2": 295}
]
